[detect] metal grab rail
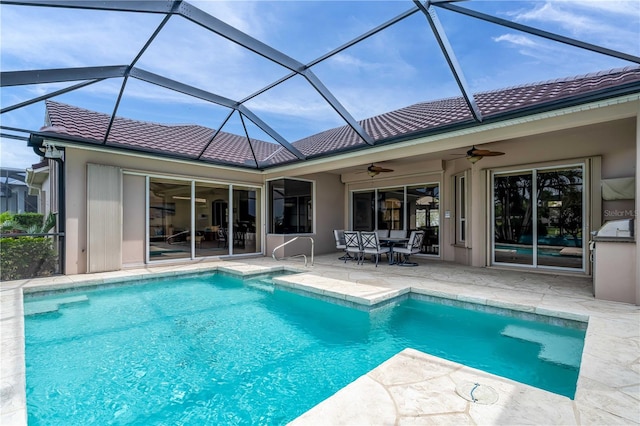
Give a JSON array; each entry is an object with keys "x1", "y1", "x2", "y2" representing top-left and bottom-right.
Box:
[{"x1": 271, "y1": 236, "x2": 314, "y2": 267}]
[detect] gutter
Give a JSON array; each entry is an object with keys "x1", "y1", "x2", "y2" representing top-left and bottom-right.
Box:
[{"x1": 28, "y1": 136, "x2": 66, "y2": 274}]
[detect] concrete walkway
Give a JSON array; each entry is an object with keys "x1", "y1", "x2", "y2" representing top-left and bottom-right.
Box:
[{"x1": 1, "y1": 254, "x2": 638, "y2": 425}]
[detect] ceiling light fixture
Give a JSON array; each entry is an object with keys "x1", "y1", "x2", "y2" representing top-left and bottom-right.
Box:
[{"x1": 466, "y1": 154, "x2": 483, "y2": 164}]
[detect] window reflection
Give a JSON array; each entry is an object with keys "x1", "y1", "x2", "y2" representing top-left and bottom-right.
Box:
[{"x1": 148, "y1": 179, "x2": 191, "y2": 261}]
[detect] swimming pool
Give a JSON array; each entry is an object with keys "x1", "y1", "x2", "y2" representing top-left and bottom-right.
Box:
[{"x1": 24, "y1": 271, "x2": 586, "y2": 425}]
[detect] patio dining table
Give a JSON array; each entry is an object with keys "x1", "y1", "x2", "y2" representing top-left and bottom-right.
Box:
[{"x1": 379, "y1": 237, "x2": 410, "y2": 265}]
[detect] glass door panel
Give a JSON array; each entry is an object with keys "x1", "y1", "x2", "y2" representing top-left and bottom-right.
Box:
[
  {"x1": 377, "y1": 188, "x2": 404, "y2": 231},
  {"x1": 352, "y1": 191, "x2": 375, "y2": 231},
  {"x1": 149, "y1": 179, "x2": 192, "y2": 261},
  {"x1": 195, "y1": 183, "x2": 229, "y2": 257},
  {"x1": 233, "y1": 187, "x2": 260, "y2": 254},
  {"x1": 493, "y1": 172, "x2": 533, "y2": 265},
  {"x1": 536, "y1": 168, "x2": 583, "y2": 269},
  {"x1": 407, "y1": 184, "x2": 439, "y2": 255}
]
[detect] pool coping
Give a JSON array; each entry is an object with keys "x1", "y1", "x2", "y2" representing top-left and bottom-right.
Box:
[{"x1": 2, "y1": 259, "x2": 639, "y2": 425}]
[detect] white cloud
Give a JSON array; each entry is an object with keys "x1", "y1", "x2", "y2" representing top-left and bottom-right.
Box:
[
  {"x1": 191, "y1": 1, "x2": 268, "y2": 39},
  {"x1": 508, "y1": 1, "x2": 639, "y2": 54},
  {"x1": 493, "y1": 34, "x2": 539, "y2": 48},
  {"x1": 0, "y1": 7, "x2": 154, "y2": 68},
  {"x1": 0, "y1": 139, "x2": 41, "y2": 170}
]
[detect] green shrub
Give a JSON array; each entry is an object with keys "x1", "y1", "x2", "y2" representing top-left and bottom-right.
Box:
[
  {"x1": 14, "y1": 213, "x2": 44, "y2": 229},
  {"x1": 0, "y1": 212, "x2": 13, "y2": 224},
  {"x1": 0, "y1": 237, "x2": 57, "y2": 280}
]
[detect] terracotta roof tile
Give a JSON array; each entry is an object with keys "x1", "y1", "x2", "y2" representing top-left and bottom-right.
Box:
[
  {"x1": 43, "y1": 101, "x2": 281, "y2": 166},
  {"x1": 41, "y1": 66, "x2": 640, "y2": 168}
]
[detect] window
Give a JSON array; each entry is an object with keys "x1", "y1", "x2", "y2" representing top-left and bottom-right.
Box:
[
  {"x1": 269, "y1": 179, "x2": 313, "y2": 234},
  {"x1": 455, "y1": 173, "x2": 467, "y2": 244}
]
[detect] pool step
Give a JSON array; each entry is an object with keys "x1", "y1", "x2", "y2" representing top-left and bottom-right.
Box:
[
  {"x1": 24, "y1": 295, "x2": 89, "y2": 316},
  {"x1": 501, "y1": 325, "x2": 583, "y2": 368},
  {"x1": 246, "y1": 279, "x2": 274, "y2": 293}
]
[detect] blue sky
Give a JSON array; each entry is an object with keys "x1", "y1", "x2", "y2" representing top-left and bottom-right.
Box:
[{"x1": 1, "y1": 0, "x2": 639, "y2": 170}]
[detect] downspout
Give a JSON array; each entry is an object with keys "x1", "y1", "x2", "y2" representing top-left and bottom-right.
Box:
[{"x1": 29, "y1": 137, "x2": 66, "y2": 275}]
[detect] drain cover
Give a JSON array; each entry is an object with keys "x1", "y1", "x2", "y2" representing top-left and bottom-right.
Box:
[{"x1": 455, "y1": 382, "x2": 499, "y2": 405}]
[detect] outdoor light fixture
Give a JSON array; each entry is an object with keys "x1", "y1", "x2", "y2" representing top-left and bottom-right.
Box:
[
  {"x1": 43, "y1": 143, "x2": 63, "y2": 159},
  {"x1": 466, "y1": 154, "x2": 483, "y2": 164}
]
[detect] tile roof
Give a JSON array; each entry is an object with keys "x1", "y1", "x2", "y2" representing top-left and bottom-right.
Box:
[
  {"x1": 39, "y1": 66, "x2": 640, "y2": 168},
  {"x1": 42, "y1": 102, "x2": 282, "y2": 167}
]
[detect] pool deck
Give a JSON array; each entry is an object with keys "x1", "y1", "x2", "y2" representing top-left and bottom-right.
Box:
[{"x1": 1, "y1": 254, "x2": 638, "y2": 425}]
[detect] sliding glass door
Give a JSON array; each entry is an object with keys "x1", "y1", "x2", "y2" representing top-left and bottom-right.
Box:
[
  {"x1": 148, "y1": 179, "x2": 193, "y2": 261},
  {"x1": 493, "y1": 165, "x2": 584, "y2": 270},
  {"x1": 352, "y1": 191, "x2": 375, "y2": 231},
  {"x1": 148, "y1": 178, "x2": 261, "y2": 261},
  {"x1": 377, "y1": 188, "x2": 404, "y2": 231},
  {"x1": 536, "y1": 168, "x2": 583, "y2": 268},
  {"x1": 407, "y1": 184, "x2": 440, "y2": 255},
  {"x1": 351, "y1": 182, "x2": 440, "y2": 256}
]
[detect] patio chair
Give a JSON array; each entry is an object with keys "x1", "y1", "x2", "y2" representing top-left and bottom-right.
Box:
[
  {"x1": 361, "y1": 231, "x2": 391, "y2": 267},
  {"x1": 343, "y1": 231, "x2": 363, "y2": 264},
  {"x1": 333, "y1": 229, "x2": 351, "y2": 260},
  {"x1": 376, "y1": 229, "x2": 390, "y2": 239},
  {"x1": 389, "y1": 229, "x2": 406, "y2": 238},
  {"x1": 217, "y1": 228, "x2": 228, "y2": 248},
  {"x1": 393, "y1": 230, "x2": 425, "y2": 266}
]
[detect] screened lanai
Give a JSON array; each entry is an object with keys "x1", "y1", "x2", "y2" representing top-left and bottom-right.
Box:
[{"x1": 2, "y1": 0, "x2": 639, "y2": 170}]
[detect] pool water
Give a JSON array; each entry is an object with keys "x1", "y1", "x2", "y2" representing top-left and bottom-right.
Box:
[{"x1": 24, "y1": 273, "x2": 585, "y2": 425}]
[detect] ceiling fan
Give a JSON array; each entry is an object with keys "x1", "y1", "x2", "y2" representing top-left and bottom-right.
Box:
[
  {"x1": 365, "y1": 164, "x2": 394, "y2": 177},
  {"x1": 463, "y1": 146, "x2": 505, "y2": 163}
]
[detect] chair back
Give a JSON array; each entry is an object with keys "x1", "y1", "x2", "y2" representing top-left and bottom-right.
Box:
[
  {"x1": 343, "y1": 231, "x2": 361, "y2": 250},
  {"x1": 389, "y1": 229, "x2": 406, "y2": 238},
  {"x1": 376, "y1": 229, "x2": 389, "y2": 239},
  {"x1": 334, "y1": 229, "x2": 346, "y2": 246},
  {"x1": 218, "y1": 228, "x2": 227, "y2": 240},
  {"x1": 406, "y1": 230, "x2": 425, "y2": 251},
  {"x1": 413, "y1": 231, "x2": 425, "y2": 250},
  {"x1": 360, "y1": 232, "x2": 380, "y2": 250}
]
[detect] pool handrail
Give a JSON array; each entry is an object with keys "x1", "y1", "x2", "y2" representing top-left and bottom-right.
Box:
[{"x1": 271, "y1": 236, "x2": 314, "y2": 266}]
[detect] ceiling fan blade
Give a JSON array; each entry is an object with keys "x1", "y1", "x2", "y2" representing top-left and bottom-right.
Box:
[
  {"x1": 468, "y1": 148, "x2": 504, "y2": 156},
  {"x1": 368, "y1": 165, "x2": 394, "y2": 173}
]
